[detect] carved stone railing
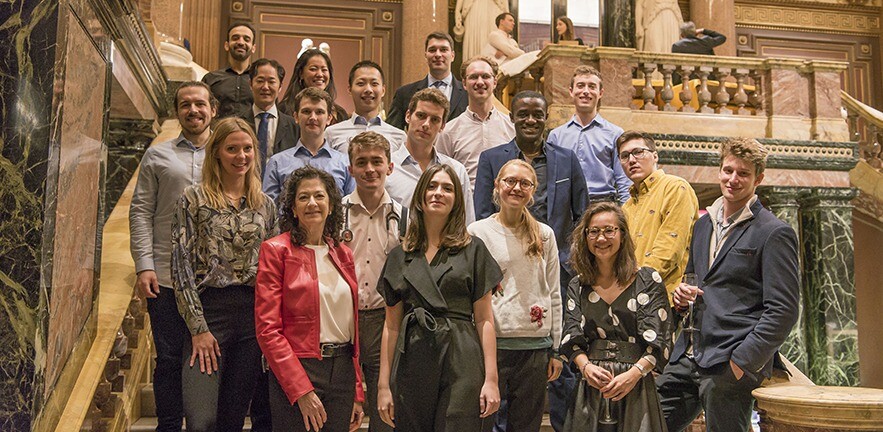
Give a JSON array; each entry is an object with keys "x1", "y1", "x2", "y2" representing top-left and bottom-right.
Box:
[
  {"x1": 842, "y1": 90, "x2": 883, "y2": 171},
  {"x1": 514, "y1": 45, "x2": 850, "y2": 143}
]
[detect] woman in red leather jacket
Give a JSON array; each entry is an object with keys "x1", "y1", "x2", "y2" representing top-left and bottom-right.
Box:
[{"x1": 255, "y1": 166, "x2": 365, "y2": 432}]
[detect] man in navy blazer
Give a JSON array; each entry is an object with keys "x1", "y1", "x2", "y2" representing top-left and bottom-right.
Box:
[
  {"x1": 386, "y1": 32, "x2": 468, "y2": 130},
  {"x1": 656, "y1": 137, "x2": 800, "y2": 432},
  {"x1": 474, "y1": 90, "x2": 588, "y2": 432}
]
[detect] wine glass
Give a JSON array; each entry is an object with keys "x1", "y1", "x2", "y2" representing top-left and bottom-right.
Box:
[
  {"x1": 682, "y1": 273, "x2": 700, "y2": 339},
  {"x1": 598, "y1": 363, "x2": 617, "y2": 429}
]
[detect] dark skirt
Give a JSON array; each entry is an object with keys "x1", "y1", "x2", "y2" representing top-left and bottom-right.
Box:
[{"x1": 563, "y1": 360, "x2": 667, "y2": 432}]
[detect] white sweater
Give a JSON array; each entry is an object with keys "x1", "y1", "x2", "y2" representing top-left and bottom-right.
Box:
[{"x1": 468, "y1": 216, "x2": 562, "y2": 348}]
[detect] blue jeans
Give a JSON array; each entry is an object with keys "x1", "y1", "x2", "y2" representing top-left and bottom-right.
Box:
[{"x1": 146, "y1": 286, "x2": 188, "y2": 432}]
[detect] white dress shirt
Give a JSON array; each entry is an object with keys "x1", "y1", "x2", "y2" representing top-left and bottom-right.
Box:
[
  {"x1": 325, "y1": 114, "x2": 407, "y2": 155},
  {"x1": 386, "y1": 145, "x2": 475, "y2": 224},
  {"x1": 435, "y1": 107, "x2": 515, "y2": 188},
  {"x1": 427, "y1": 73, "x2": 454, "y2": 101}
]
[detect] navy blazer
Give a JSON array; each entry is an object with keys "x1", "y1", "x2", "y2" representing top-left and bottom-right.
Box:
[
  {"x1": 385, "y1": 76, "x2": 468, "y2": 130},
  {"x1": 474, "y1": 140, "x2": 589, "y2": 273},
  {"x1": 239, "y1": 108, "x2": 300, "y2": 155},
  {"x1": 672, "y1": 199, "x2": 800, "y2": 379}
]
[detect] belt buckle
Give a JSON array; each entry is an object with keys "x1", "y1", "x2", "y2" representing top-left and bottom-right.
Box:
[
  {"x1": 320, "y1": 343, "x2": 335, "y2": 358},
  {"x1": 605, "y1": 351, "x2": 616, "y2": 360}
]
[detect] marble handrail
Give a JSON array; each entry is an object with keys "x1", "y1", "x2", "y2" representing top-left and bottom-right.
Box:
[{"x1": 842, "y1": 90, "x2": 883, "y2": 168}]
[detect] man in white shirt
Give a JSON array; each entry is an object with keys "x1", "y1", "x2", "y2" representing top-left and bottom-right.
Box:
[
  {"x1": 482, "y1": 12, "x2": 525, "y2": 65},
  {"x1": 436, "y1": 56, "x2": 515, "y2": 189},
  {"x1": 342, "y1": 131, "x2": 404, "y2": 432},
  {"x1": 386, "y1": 88, "x2": 475, "y2": 223},
  {"x1": 326, "y1": 60, "x2": 406, "y2": 154},
  {"x1": 238, "y1": 58, "x2": 298, "y2": 170}
]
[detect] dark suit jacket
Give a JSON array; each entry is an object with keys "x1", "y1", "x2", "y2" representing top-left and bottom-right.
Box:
[
  {"x1": 672, "y1": 30, "x2": 727, "y2": 55},
  {"x1": 672, "y1": 199, "x2": 799, "y2": 379},
  {"x1": 474, "y1": 140, "x2": 589, "y2": 274},
  {"x1": 239, "y1": 107, "x2": 299, "y2": 156},
  {"x1": 385, "y1": 76, "x2": 468, "y2": 130}
]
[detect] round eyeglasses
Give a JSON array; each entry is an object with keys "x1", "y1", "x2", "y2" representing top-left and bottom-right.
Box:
[
  {"x1": 500, "y1": 177, "x2": 535, "y2": 190},
  {"x1": 586, "y1": 226, "x2": 620, "y2": 239}
]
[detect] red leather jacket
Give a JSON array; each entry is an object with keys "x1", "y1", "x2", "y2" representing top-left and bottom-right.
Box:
[{"x1": 255, "y1": 232, "x2": 365, "y2": 404}]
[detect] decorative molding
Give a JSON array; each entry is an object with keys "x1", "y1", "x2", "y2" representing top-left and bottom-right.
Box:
[{"x1": 735, "y1": 3, "x2": 880, "y2": 35}]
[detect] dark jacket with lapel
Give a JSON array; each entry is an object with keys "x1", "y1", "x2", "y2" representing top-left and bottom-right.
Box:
[
  {"x1": 672, "y1": 199, "x2": 800, "y2": 379},
  {"x1": 671, "y1": 30, "x2": 727, "y2": 55},
  {"x1": 385, "y1": 76, "x2": 468, "y2": 130},
  {"x1": 239, "y1": 107, "x2": 300, "y2": 155},
  {"x1": 474, "y1": 140, "x2": 589, "y2": 274}
]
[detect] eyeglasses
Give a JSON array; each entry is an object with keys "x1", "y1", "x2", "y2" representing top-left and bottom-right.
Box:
[
  {"x1": 500, "y1": 177, "x2": 535, "y2": 190},
  {"x1": 618, "y1": 147, "x2": 654, "y2": 162},
  {"x1": 586, "y1": 226, "x2": 620, "y2": 239}
]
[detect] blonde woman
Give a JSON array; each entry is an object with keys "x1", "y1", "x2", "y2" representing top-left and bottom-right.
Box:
[
  {"x1": 171, "y1": 117, "x2": 277, "y2": 431},
  {"x1": 468, "y1": 160, "x2": 563, "y2": 431},
  {"x1": 376, "y1": 164, "x2": 503, "y2": 431}
]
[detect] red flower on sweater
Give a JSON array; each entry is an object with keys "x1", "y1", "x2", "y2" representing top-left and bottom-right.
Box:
[{"x1": 530, "y1": 305, "x2": 547, "y2": 328}]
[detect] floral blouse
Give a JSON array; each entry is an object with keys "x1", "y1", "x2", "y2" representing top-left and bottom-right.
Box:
[{"x1": 171, "y1": 185, "x2": 278, "y2": 335}]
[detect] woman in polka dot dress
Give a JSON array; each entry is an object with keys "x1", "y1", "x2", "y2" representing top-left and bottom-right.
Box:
[{"x1": 559, "y1": 202, "x2": 672, "y2": 432}]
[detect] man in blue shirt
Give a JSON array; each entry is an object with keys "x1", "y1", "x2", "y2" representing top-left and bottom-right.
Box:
[
  {"x1": 263, "y1": 87, "x2": 355, "y2": 200},
  {"x1": 547, "y1": 65, "x2": 631, "y2": 204}
]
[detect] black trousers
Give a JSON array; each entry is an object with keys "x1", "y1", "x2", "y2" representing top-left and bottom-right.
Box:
[
  {"x1": 656, "y1": 356, "x2": 762, "y2": 432},
  {"x1": 494, "y1": 349, "x2": 549, "y2": 432},
  {"x1": 181, "y1": 285, "x2": 263, "y2": 432},
  {"x1": 146, "y1": 286, "x2": 188, "y2": 432},
  {"x1": 268, "y1": 356, "x2": 356, "y2": 432},
  {"x1": 358, "y1": 308, "x2": 393, "y2": 432}
]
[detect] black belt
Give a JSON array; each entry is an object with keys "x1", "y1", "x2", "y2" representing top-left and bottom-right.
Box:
[
  {"x1": 589, "y1": 193, "x2": 617, "y2": 204},
  {"x1": 319, "y1": 342, "x2": 354, "y2": 358},
  {"x1": 587, "y1": 339, "x2": 643, "y2": 363},
  {"x1": 395, "y1": 307, "x2": 470, "y2": 355}
]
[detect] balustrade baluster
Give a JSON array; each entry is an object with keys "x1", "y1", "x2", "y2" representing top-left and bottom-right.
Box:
[
  {"x1": 748, "y1": 69, "x2": 765, "y2": 116},
  {"x1": 714, "y1": 67, "x2": 732, "y2": 114},
  {"x1": 847, "y1": 112, "x2": 859, "y2": 142},
  {"x1": 660, "y1": 64, "x2": 676, "y2": 111},
  {"x1": 697, "y1": 67, "x2": 714, "y2": 113},
  {"x1": 678, "y1": 66, "x2": 695, "y2": 113},
  {"x1": 642, "y1": 63, "x2": 658, "y2": 111},
  {"x1": 732, "y1": 69, "x2": 750, "y2": 115},
  {"x1": 531, "y1": 67, "x2": 544, "y2": 91}
]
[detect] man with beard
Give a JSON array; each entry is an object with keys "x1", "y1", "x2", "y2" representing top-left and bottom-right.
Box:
[
  {"x1": 474, "y1": 91, "x2": 588, "y2": 431},
  {"x1": 385, "y1": 32, "x2": 468, "y2": 129},
  {"x1": 436, "y1": 56, "x2": 514, "y2": 191},
  {"x1": 129, "y1": 81, "x2": 217, "y2": 432},
  {"x1": 239, "y1": 58, "x2": 298, "y2": 172},
  {"x1": 326, "y1": 60, "x2": 406, "y2": 154},
  {"x1": 202, "y1": 23, "x2": 257, "y2": 118}
]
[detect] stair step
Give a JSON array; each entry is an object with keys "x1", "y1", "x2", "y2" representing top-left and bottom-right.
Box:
[
  {"x1": 140, "y1": 384, "x2": 155, "y2": 417},
  {"x1": 131, "y1": 415, "x2": 555, "y2": 431}
]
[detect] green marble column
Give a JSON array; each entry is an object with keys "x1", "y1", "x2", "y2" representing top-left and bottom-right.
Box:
[
  {"x1": 800, "y1": 187, "x2": 860, "y2": 386},
  {"x1": 757, "y1": 186, "x2": 808, "y2": 374}
]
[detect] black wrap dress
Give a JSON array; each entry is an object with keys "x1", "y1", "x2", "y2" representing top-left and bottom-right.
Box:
[
  {"x1": 559, "y1": 267, "x2": 673, "y2": 432},
  {"x1": 378, "y1": 237, "x2": 503, "y2": 432}
]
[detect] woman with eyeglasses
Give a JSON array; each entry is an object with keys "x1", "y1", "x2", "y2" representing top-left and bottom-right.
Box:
[
  {"x1": 559, "y1": 202, "x2": 672, "y2": 431},
  {"x1": 376, "y1": 164, "x2": 503, "y2": 431},
  {"x1": 467, "y1": 159, "x2": 563, "y2": 431}
]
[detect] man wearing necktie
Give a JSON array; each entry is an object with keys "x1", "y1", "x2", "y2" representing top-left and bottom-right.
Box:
[
  {"x1": 240, "y1": 58, "x2": 299, "y2": 171},
  {"x1": 386, "y1": 32, "x2": 468, "y2": 129}
]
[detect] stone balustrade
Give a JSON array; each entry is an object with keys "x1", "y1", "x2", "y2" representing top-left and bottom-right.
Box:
[
  {"x1": 842, "y1": 90, "x2": 883, "y2": 171},
  {"x1": 753, "y1": 385, "x2": 883, "y2": 431},
  {"x1": 509, "y1": 45, "x2": 850, "y2": 142}
]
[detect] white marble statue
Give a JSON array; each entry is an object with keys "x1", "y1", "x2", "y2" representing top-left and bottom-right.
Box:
[
  {"x1": 635, "y1": 0, "x2": 683, "y2": 53},
  {"x1": 454, "y1": 0, "x2": 509, "y2": 60}
]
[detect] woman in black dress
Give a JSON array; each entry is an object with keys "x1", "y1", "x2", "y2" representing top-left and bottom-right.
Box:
[
  {"x1": 376, "y1": 164, "x2": 503, "y2": 432},
  {"x1": 560, "y1": 202, "x2": 672, "y2": 432}
]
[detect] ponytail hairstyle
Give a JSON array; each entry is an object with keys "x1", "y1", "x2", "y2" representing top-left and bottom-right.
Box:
[{"x1": 492, "y1": 159, "x2": 544, "y2": 259}]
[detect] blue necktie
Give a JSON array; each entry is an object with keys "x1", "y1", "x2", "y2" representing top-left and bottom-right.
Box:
[
  {"x1": 431, "y1": 80, "x2": 447, "y2": 89},
  {"x1": 257, "y1": 112, "x2": 270, "y2": 169}
]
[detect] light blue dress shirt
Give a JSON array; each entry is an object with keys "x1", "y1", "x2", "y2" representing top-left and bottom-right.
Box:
[
  {"x1": 547, "y1": 114, "x2": 631, "y2": 203},
  {"x1": 262, "y1": 140, "x2": 355, "y2": 201}
]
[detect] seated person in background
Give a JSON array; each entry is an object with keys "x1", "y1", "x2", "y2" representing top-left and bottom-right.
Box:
[
  {"x1": 672, "y1": 21, "x2": 727, "y2": 55},
  {"x1": 482, "y1": 12, "x2": 525, "y2": 65},
  {"x1": 279, "y1": 48, "x2": 349, "y2": 124},
  {"x1": 325, "y1": 60, "x2": 406, "y2": 155},
  {"x1": 264, "y1": 87, "x2": 355, "y2": 201},
  {"x1": 555, "y1": 16, "x2": 584, "y2": 45},
  {"x1": 436, "y1": 56, "x2": 515, "y2": 190}
]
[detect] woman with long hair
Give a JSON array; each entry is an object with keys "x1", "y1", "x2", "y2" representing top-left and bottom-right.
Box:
[
  {"x1": 279, "y1": 48, "x2": 349, "y2": 124},
  {"x1": 560, "y1": 202, "x2": 672, "y2": 431},
  {"x1": 171, "y1": 117, "x2": 277, "y2": 431},
  {"x1": 467, "y1": 160, "x2": 563, "y2": 431},
  {"x1": 555, "y1": 16, "x2": 584, "y2": 45},
  {"x1": 255, "y1": 166, "x2": 365, "y2": 432},
  {"x1": 376, "y1": 164, "x2": 503, "y2": 431}
]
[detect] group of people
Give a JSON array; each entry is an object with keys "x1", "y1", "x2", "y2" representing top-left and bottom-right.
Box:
[{"x1": 130, "y1": 21, "x2": 799, "y2": 432}]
